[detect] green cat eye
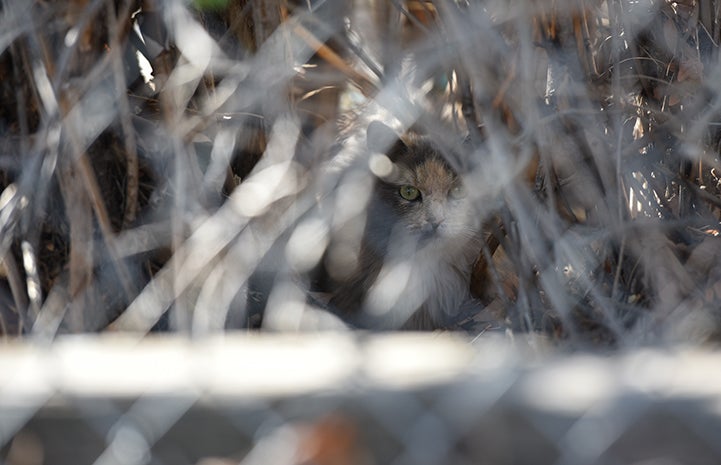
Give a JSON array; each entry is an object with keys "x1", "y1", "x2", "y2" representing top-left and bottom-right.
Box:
[
  {"x1": 399, "y1": 185, "x2": 421, "y2": 201},
  {"x1": 450, "y1": 185, "x2": 466, "y2": 199}
]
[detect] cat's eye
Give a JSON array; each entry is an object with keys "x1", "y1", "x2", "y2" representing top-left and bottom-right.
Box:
[
  {"x1": 450, "y1": 185, "x2": 466, "y2": 199},
  {"x1": 399, "y1": 185, "x2": 421, "y2": 201}
]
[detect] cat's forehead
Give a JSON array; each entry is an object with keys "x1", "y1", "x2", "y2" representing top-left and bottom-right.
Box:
[
  {"x1": 413, "y1": 158, "x2": 456, "y2": 190},
  {"x1": 372, "y1": 133, "x2": 463, "y2": 189},
  {"x1": 397, "y1": 140, "x2": 457, "y2": 185}
]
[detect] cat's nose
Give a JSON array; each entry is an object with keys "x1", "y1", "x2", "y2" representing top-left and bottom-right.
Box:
[
  {"x1": 428, "y1": 215, "x2": 444, "y2": 228},
  {"x1": 427, "y1": 202, "x2": 445, "y2": 230},
  {"x1": 421, "y1": 220, "x2": 442, "y2": 235}
]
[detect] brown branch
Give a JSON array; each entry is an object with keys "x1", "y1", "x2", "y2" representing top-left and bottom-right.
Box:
[
  {"x1": 107, "y1": 1, "x2": 140, "y2": 229},
  {"x1": 292, "y1": 22, "x2": 377, "y2": 98}
]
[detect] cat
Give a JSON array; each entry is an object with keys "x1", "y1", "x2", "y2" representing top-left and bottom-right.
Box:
[{"x1": 317, "y1": 120, "x2": 483, "y2": 330}]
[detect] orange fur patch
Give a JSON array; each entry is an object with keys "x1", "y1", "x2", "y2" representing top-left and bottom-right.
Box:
[{"x1": 415, "y1": 159, "x2": 455, "y2": 194}]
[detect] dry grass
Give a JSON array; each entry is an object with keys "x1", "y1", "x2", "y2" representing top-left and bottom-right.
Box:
[{"x1": 0, "y1": 0, "x2": 720, "y2": 347}]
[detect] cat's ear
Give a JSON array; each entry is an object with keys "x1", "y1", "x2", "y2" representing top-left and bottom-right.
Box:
[{"x1": 367, "y1": 121, "x2": 407, "y2": 159}]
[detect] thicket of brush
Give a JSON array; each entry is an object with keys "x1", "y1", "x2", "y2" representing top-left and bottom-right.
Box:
[{"x1": 1, "y1": 0, "x2": 720, "y2": 348}]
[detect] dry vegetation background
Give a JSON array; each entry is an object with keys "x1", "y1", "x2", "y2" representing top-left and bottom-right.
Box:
[
  {"x1": 1, "y1": 0, "x2": 721, "y2": 347},
  {"x1": 5, "y1": 2, "x2": 721, "y2": 464}
]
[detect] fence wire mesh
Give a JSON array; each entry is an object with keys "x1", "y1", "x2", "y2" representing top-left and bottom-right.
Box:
[
  {"x1": 3, "y1": 335, "x2": 721, "y2": 465},
  {"x1": 2, "y1": 0, "x2": 721, "y2": 340},
  {"x1": 2, "y1": 0, "x2": 721, "y2": 463}
]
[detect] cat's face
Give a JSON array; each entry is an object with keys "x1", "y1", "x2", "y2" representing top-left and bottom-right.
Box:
[
  {"x1": 378, "y1": 155, "x2": 472, "y2": 242},
  {"x1": 366, "y1": 122, "x2": 479, "y2": 248}
]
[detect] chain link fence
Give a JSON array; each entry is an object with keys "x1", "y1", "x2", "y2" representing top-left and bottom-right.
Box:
[
  {"x1": 1, "y1": 0, "x2": 720, "y2": 340},
  {"x1": 3, "y1": 0, "x2": 721, "y2": 463},
  {"x1": 3, "y1": 335, "x2": 721, "y2": 465}
]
